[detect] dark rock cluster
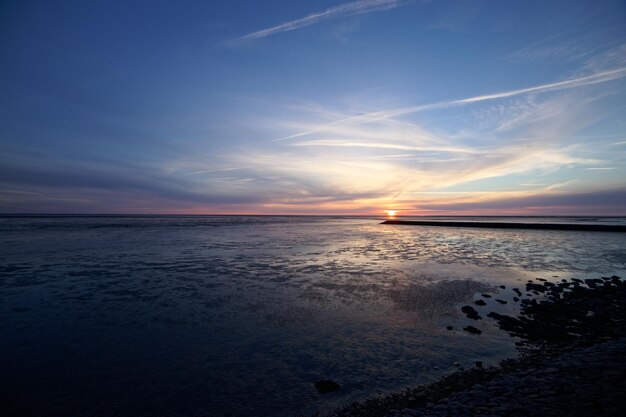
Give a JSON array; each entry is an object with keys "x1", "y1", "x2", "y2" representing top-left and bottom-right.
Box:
[
  {"x1": 484, "y1": 275, "x2": 625, "y2": 348},
  {"x1": 458, "y1": 275, "x2": 626, "y2": 345}
]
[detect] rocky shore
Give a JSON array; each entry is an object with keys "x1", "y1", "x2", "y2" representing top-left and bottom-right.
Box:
[
  {"x1": 324, "y1": 276, "x2": 626, "y2": 417},
  {"x1": 387, "y1": 338, "x2": 626, "y2": 417}
]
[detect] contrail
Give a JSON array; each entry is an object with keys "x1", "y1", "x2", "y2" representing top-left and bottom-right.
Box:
[{"x1": 237, "y1": 0, "x2": 406, "y2": 41}]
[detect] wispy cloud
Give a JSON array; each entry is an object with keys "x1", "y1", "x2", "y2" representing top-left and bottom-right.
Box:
[
  {"x1": 431, "y1": 0, "x2": 479, "y2": 32},
  {"x1": 45, "y1": 59, "x2": 615, "y2": 215},
  {"x1": 293, "y1": 140, "x2": 479, "y2": 154},
  {"x1": 448, "y1": 67, "x2": 626, "y2": 103},
  {"x1": 236, "y1": 0, "x2": 407, "y2": 41},
  {"x1": 504, "y1": 31, "x2": 599, "y2": 64},
  {"x1": 211, "y1": 99, "x2": 600, "y2": 212},
  {"x1": 205, "y1": 57, "x2": 626, "y2": 213},
  {"x1": 273, "y1": 66, "x2": 626, "y2": 142},
  {"x1": 407, "y1": 187, "x2": 626, "y2": 215}
]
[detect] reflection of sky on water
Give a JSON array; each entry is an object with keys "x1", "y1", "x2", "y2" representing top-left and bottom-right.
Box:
[{"x1": 1, "y1": 216, "x2": 625, "y2": 416}]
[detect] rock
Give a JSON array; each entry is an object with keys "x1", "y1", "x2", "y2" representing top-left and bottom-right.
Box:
[
  {"x1": 463, "y1": 325, "x2": 482, "y2": 334},
  {"x1": 495, "y1": 299, "x2": 507, "y2": 304},
  {"x1": 462, "y1": 305, "x2": 482, "y2": 320},
  {"x1": 584, "y1": 278, "x2": 603, "y2": 288},
  {"x1": 314, "y1": 379, "x2": 340, "y2": 394},
  {"x1": 475, "y1": 300, "x2": 487, "y2": 306},
  {"x1": 446, "y1": 325, "x2": 454, "y2": 330},
  {"x1": 481, "y1": 293, "x2": 492, "y2": 298},
  {"x1": 526, "y1": 283, "x2": 546, "y2": 293}
]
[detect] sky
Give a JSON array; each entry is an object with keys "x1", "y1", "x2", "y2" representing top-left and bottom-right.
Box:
[{"x1": 1, "y1": 0, "x2": 626, "y2": 215}]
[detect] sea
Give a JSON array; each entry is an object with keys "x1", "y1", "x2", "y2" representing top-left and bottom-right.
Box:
[{"x1": 1, "y1": 215, "x2": 625, "y2": 416}]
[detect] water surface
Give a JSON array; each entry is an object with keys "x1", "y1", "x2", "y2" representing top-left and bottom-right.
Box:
[{"x1": 1, "y1": 216, "x2": 625, "y2": 416}]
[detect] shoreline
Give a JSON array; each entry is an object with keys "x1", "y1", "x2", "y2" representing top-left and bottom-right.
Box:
[
  {"x1": 381, "y1": 220, "x2": 626, "y2": 232},
  {"x1": 325, "y1": 338, "x2": 625, "y2": 417},
  {"x1": 322, "y1": 276, "x2": 626, "y2": 417},
  {"x1": 386, "y1": 338, "x2": 626, "y2": 417}
]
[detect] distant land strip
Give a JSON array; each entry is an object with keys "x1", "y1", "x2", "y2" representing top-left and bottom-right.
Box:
[{"x1": 381, "y1": 220, "x2": 626, "y2": 232}]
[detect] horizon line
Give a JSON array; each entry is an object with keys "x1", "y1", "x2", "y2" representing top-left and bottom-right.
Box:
[{"x1": 1, "y1": 213, "x2": 625, "y2": 217}]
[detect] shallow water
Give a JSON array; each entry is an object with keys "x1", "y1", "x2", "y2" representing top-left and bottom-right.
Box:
[{"x1": 1, "y1": 216, "x2": 625, "y2": 416}]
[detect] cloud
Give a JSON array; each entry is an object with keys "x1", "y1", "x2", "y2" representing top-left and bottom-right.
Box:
[
  {"x1": 0, "y1": 159, "x2": 265, "y2": 206},
  {"x1": 504, "y1": 31, "x2": 600, "y2": 64},
  {"x1": 409, "y1": 187, "x2": 626, "y2": 215},
  {"x1": 503, "y1": 26, "x2": 626, "y2": 69},
  {"x1": 3, "y1": 53, "x2": 624, "y2": 215},
  {"x1": 431, "y1": 0, "x2": 479, "y2": 32},
  {"x1": 235, "y1": 0, "x2": 407, "y2": 41},
  {"x1": 292, "y1": 140, "x2": 479, "y2": 154},
  {"x1": 273, "y1": 66, "x2": 626, "y2": 142},
  {"x1": 448, "y1": 67, "x2": 626, "y2": 103},
  {"x1": 8, "y1": 64, "x2": 619, "y2": 215},
  {"x1": 222, "y1": 57, "x2": 625, "y2": 212}
]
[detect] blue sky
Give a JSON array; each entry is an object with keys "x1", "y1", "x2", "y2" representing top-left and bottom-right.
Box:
[{"x1": 1, "y1": 0, "x2": 625, "y2": 214}]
